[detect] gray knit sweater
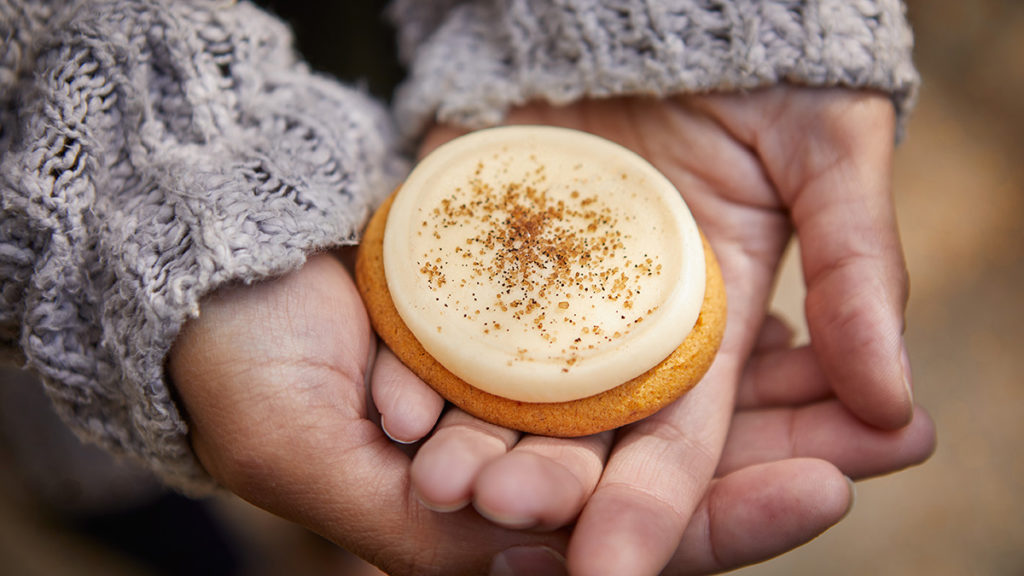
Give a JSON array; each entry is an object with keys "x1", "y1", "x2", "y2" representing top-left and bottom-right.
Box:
[{"x1": 0, "y1": 0, "x2": 918, "y2": 493}]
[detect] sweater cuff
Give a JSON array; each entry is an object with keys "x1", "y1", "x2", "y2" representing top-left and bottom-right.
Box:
[
  {"x1": 1, "y1": 1, "x2": 405, "y2": 493},
  {"x1": 390, "y1": 0, "x2": 919, "y2": 139}
]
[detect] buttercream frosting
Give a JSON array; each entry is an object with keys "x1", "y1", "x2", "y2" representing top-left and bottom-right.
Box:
[{"x1": 383, "y1": 126, "x2": 705, "y2": 402}]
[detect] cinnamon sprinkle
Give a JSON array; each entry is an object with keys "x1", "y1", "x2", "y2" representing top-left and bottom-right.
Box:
[{"x1": 416, "y1": 159, "x2": 662, "y2": 366}]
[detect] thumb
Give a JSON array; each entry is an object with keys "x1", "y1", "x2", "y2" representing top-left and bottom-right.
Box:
[{"x1": 772, "y1": 90, "x2": 913, "y2": 429}]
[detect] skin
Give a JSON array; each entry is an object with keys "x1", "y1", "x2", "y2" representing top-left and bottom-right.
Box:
[{"x1": 169, "y1": 87, "x2": 936, "y2": 576}]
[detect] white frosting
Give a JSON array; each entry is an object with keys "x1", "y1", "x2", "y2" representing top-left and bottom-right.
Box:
[{"x1": 383, "y1": 126, "x2": 705, "y2": 403}]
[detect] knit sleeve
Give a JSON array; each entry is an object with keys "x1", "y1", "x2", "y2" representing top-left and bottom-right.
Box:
[
  {"x1": 389, "y1": 0, "x2": 919, "y2": 139},
  {"x1": 0, "y1": 0, "x2": 406, "y2": 493}
]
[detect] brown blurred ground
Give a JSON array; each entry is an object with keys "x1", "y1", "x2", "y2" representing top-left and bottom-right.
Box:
[{"x1": 2, "y1": 1, "x2": 1022, "y2": 574}]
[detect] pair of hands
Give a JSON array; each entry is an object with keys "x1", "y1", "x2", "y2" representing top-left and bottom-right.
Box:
[{"x1": 169, "y1": 87, "x2": 935, "y2": 576}]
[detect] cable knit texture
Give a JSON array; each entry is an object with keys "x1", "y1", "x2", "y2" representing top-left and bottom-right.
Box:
[
  {"x1": 0, "y1": 0, "x2": 405, "y2": 493},
  {"x1": 390, "y1": 0, "x2": 919, "y2": 138}
]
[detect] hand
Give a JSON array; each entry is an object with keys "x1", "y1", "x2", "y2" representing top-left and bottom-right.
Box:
[
  {"x1": 374, "y1": 87, "x2": 936, "y2": 575},
  {"x1": 168, "y1": 252, "x2": 570, "y2": 575}
]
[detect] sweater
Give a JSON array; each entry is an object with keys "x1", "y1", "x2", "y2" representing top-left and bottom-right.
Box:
[
  {"x1": 389, "y1": 0, "x2": 918, "y2": 138},
  {"x1": 0, "y1": 0, "x2": 918, "y2": 493}
]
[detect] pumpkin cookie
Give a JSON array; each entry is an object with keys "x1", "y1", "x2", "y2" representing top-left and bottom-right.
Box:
[{"x1": 356, "y1": 126, "x2": 725, "y2": 436}]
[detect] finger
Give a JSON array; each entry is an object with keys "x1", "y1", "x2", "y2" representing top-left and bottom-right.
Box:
[
  {"x1": 753, "y1": 312, "x2": 796, "y2": 352},
  {"x1": 669, "y1": 458, "x2": 853, "y2": 575},
  {"x1": 410, "y1": 408, "x2": 520, "y2": 512},
  {"x1": 564, "y1": 360, "x2": 736, "y2": 576},
  {"x1": 718, "y1": 401, "x2": 937, "y2": 480},
  {"x1": 735, "y1": 345, "x2": 832, "y2": 409},
  {"x1": 780, "y1": 93, "x2": 912, "y2": 429},
  {"x1": 473, "y1": 431, "x2": 614, "y2": 531},
  {"x1": 370, "y1": 345, "x2": 445, "y2": 444}
]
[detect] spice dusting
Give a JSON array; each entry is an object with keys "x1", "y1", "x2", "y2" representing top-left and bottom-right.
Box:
[{"x1": 415, "y1": 155, "x2": 664, "y2": 371}]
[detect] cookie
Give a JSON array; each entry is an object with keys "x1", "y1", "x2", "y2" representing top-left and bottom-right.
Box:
[{"x1": 356, "y1": 126, "x2": 726, "y2": 436}]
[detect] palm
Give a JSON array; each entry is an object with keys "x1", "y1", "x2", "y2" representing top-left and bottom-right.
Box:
[{"x1": 168, "y1": 254, "x2": 564, "y2": 575}]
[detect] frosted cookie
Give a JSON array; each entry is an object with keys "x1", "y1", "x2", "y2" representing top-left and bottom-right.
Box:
[{"x1": 356, "y1": 126, "x2": 726, "y2": 437}]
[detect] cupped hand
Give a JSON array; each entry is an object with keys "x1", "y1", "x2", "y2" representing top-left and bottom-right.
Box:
[
  {"x1": 168, "y1": 252, "x2": 569, "y2": 575},
  {"x1": 375, "y1": 87, "x2": 936, "y2": 575}
]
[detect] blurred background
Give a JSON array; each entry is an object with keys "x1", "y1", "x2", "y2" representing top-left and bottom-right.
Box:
[{"x1": 1, "y1": 0, "x2": 1021, "y2": 574}]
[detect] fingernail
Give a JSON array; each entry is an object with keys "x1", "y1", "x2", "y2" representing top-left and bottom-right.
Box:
[
  {"x1": 842, "y1": 475, "x2": 857, "y2": 521},
  {"x1": 381, "y1": 417, "x2": 416, "y2": 445},
  {"x1": 474, "y1": 502, "x2": 537, "y2": 530},
  {"x1": 490, "y1": 546, "x2": 566, "y2": 576},
  {"x1": 900, "y1": 338, "x2": 914, "y2": 404},
  {"x1": 416, "y1": 494, "x2": 470, "y2": 513}
]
